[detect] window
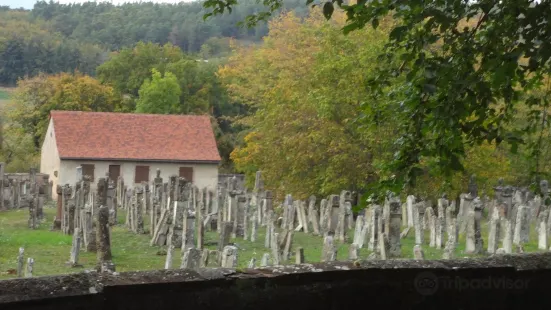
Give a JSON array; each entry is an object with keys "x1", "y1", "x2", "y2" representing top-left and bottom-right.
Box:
[
  {"x1": 135, "y1": 165, "x2": 150, "y2": 183},
  {"x1": 109, "y1": 165, "x2": 121, "y2": 181},
  {"x1": 81, "y1": 164, "x2": 95, "y2": 182},
  {"x1": 179, "y1": 167, "x2": 193, "y2": 182}
]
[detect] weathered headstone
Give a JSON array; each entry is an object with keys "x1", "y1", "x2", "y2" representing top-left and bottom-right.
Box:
[
  {"x1": 538, "y1": 219, "x2": 548, "y2": 250},
  {"x1": 413, "y1": 245, "x2": 424, "y2": 260},
  {"x1": 218, "y1": 222, "x2": 233, "y2": 252},
  {"x1": 513, "y1": 205, "x2": 529, "y2": 247},
  {"x1": 165, "y1": 244, "x2": 175, "y2": 269},
  {"x1": 465, "y1": 210, "x2": 476, "y2": 254},
  {"x1": 487, "y1": 207, "x2": 501, "y2": 254},
  {"x1": 368, "y1": 205, "x2": 381, "y2": 251},
  {"x1": 135, "y1": 187, "x2": 145, "y2": 234},
  {"x1": 271, "y1": 232, "x2": 280, "y2": 265},
  {"x1": 379, "y1": 232, "x2": 389, "y2": 259},
  {"x1": 308, "y1": 195, "x2": 320, "y2": 235},
  {"x1": 327, "y1": 195, "x2": 340, "y2": 236},
  {"x1": 17, "y1": 247, "x2": 24, "y2": 278},
  {"x1": 413, "y1": 202, "x2": 423, "y2": 245},
  {"x1": 264, "y1": 211, "x2": 273, "y2": 249},
  {"x1": 250, "y1": 213, "x2": 257, "y2": 242},
  {"x1": 96, "y1": 205, "x2": 115, "y2": 273},
  {"x1": 260, "y1": 253, "x2": 271, "y2": 267},
  {"x1": 436, "y1": 196, "x2": 447, "y2": 249},
  {"x1": 321, "y1": 234, "x2": 337, "y2": 262},
  {"x1": 442, "y1": 218, "x2": 457, "y2": 259},
  {"x1": 54, "y1": 185, "x2": 63, "y2": 230},
  {"x1": 68, "y1": 228, "x2": 82, "y2": 267},
  {"x1": 353, "y1": 215, "x2": 364, "y2": 246},
  {"x1": 84, "y1": 205, "x2": 96, "y2": 252},
  {"x1": 388, "y1": 196, "x2": 402, "y2": 257},
  {"x1": 247, "y1": 257, "x2": 256, "y2": 268},
  {"x1": 220, "y1": 245, "x2": 238, "y2": 268},
  {"x1": 348, "y1": 243, "x2": 358, "y2": 260},
  {"x1": 25, "y1": 258, "x2": 34, "y2": 278},
  {"x1": 282, "y1": 230, "x2": 294, "y2": 262},
  {"x1": 473, "y1": 198, "x2": 484, "y2": 254},
  {"x1": 503, "y1": 219, "x2": 513, "y2": 254},
  {"x1": 295, "y1": 247, "x2": 305, "y2": 264},
  {"x1": 181, "y1": 248, "x2": 202, "y2": 270},
  {"x1": 406, "y1": 195, "x2": 415, "y2": 228}
]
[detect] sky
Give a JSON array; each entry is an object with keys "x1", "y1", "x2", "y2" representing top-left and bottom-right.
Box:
[{"x1": 1, "y1": 0, "x2": 193, "y2": 10}]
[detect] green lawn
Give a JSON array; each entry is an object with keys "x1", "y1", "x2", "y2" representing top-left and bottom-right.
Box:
[
  {"x1": 0, "y1": 205, "x2": 543, "y2": 280},
  {"x1": 0, "y1": 88, "x2": 12, "y2": 110},
  {"x1": 0, "y1": 89, "x2": 9, "y2": 100}
]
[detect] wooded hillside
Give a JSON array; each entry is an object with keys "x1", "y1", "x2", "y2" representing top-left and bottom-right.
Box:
[{"x1": 0, "y1": 0, "x2": 309, "y2": 86}]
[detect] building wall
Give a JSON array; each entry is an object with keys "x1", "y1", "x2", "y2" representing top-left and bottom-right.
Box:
[
  {"x1": 40, "y1": 119, "x2": 61, "y2": 199},
  {"x1": 58, "y1": 160, "x2": 219, "y2": 193}
]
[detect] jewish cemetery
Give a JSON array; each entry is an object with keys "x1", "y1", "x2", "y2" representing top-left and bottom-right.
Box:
[{"x1": 1, "y1": 0, "x2": 551, "y2": 308}]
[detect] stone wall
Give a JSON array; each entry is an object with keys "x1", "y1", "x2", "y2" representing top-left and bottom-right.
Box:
[
  {"x1": 5, "y1": 173, "x2": 50, "y2": 185},
  {"x1": 2, "y1": 253, "x2": 551, "y2": 309},
  {"x1": 2, "y1": 172, "x2": 52, "y2": 210}
]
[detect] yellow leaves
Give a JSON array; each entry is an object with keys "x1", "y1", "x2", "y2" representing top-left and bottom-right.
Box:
[
  {"x1": 5, "y1": 72, "x2": 120, "y2": 153},
  {"x1": 412, "y1": 140, "x2": 512, "y2": 199},
  {"x1": 221, "y1": 9, "x2": 393, "y2": 199}
]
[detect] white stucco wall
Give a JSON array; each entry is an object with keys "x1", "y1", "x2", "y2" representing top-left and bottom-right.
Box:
[
  {"x1": 40, "y1": 119, "x2": 61, "y2": 199},
  {"x1": 58, "y1": 160, "x2": 219, "y2": 192}
]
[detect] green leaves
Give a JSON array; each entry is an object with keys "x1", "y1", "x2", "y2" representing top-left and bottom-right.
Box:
[
  {"x1": 136, "y1": 68, "x2": 182, "y2": 115},
  {"x1": 389, "y1": 25, "x2": 408, "y2": 42},
  {"x1": 422, "y1": 83, "x2": 436, "y2": 95},
  {"x1": 322, "y1": 2, "x2": 334, "y2": 20},
  {"x1": 371, "y1": 18, "x2": 379, "y2": 29},
  {"x1": 202, "y1": 0, "x2": 238, "y2": 20},
  {"x1": 203, "y1": 0, "x2": 551, "y2": 200}
]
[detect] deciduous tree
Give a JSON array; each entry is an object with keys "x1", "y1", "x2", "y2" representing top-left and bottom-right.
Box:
[
  {"x1": 6, "y1": 72, "x2": 119, "y2": 151},
  {"x1": 223, "y1": 10, "x2": 394, "y2": 199},
  {"x1": 206, "y1": 0, "x2": 551, "y2": 200},
  {"x1": 136, "y1": 69, "x2": 182, "y2": 114}
]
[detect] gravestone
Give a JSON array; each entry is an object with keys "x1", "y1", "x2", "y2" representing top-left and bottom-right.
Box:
[
  {"x1": 96, "y1": 205, "x2": 115, "y2": 273},
  {"x1": 388, "y1": 196, "x2": 402, "y2": 257}
]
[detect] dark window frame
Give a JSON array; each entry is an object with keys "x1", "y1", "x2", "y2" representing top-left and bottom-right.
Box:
[
  {"x1": 81, "y1": 164, "x2": 95, "y2": 182},
  {"x1": 109, "y1": 164, "x2": 121, "y2": 181},
  {"x1": 135, "y1": 165, "x2": 150, "y2": 183},
  {"x1": 179, "y1": 167, "x2": 194, "y2": 182}
]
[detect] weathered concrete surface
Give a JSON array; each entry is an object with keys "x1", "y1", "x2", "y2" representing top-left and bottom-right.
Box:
[{"x1": 2, "y1": 253, "x2": 551, "y2": 309}]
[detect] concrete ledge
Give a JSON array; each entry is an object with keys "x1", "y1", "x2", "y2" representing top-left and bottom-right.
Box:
[{"x1": 2, "y1": 253, "x2": 551, "y2": 309}]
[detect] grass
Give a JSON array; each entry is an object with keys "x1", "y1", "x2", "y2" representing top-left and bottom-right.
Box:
[
  {"x1": 0, "y1": 90, "x2": 9, "y2": 100},
  {"x1": 0, "y1": 87, "x2": 13, "y2": 109},
  {"x1": 0, "y1": 205, "x2": 544, "y2": 280}
]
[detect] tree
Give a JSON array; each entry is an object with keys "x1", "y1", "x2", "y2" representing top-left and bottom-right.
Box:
[
  {"x1": 205, "y1": 0, "x2": 551, "y2": 200},
  {"x1": 222, "y1": 10, "x2": 395, "y2": 199},
  {"x1": 0, "y1": 125, "x2": 39, "y2": 172},
  {"x1": 136, "y1": 69, "x2": 182, "y2": 114},
  {"x1": 5, "y1": 72, "x2": 119, "y2": 151},
  {"x1": 29, "y1": 0, "x2": 307, "y2": 53},
  {"x1": 0, "y1": 10, "x2": 104, "y2": 86},
  {"x1": 96, "y1": 42, "x2": 185, "y2": 102}
]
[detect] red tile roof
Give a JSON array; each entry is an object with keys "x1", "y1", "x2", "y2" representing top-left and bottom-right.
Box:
[{"x1": 50, "y1": 111, "x2": 221, "y2": 163}]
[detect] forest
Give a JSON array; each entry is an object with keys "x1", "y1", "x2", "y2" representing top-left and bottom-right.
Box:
[{"x1": 1, "y1": 0, "x2": 550, "y2": 203}]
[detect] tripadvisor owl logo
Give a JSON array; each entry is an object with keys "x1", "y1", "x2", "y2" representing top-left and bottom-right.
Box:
[
  {"x1": 414, "y1": 271, "x2": 530, "y2": 295},
  {"x1": 414, "y1": 272, "x2": 439, "y2": 296}
]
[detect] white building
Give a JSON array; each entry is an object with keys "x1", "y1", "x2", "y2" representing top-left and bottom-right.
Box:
[{"x1": 40, "y1": 111, "x2": 221, "y2": 199}]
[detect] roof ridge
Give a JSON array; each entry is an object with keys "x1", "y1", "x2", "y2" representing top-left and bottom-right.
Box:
[{"x1": 50, "y1": 110, "x2": 212, "y2": 118}]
